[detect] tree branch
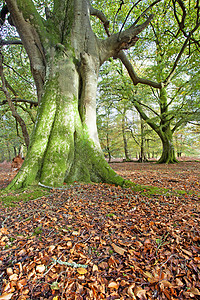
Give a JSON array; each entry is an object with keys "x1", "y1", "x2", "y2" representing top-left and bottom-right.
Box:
[
  {"x1": 3, "y1": 62, "x2": 34, "y2": 85},
  {"x1": 172, "y1": 0, "x2": 200, "y2": 49},
  {"x1": 118, "y1": 51, "x2": 161, "y2": 88},
  {"x1": 131, "y1": 98, "x2": 161, "y2": 136},
  {"x1": 17, "y1": 103, "x2": 36, "y2": 123},
  {"x1": 118, "y1": 0, "x2": 142, "y2": 40},
  {"x1": 136, "y1": 100, "x2": 160, "y2": 117},
  {"x1": 0, "y1": 98, "x2": 38, "y2": 107},
  {"x1": 88, "y1": 0, "x2": 110, "y2": 36},
  {"x1": 0, "y1": 4, "x2": 9, "y2": 26},
  {"x1": 89, "y1": 1, "x2": 161, "y2": 90},
  {"x1": 0, "y1": 39, "x2": 23, "y2": 45},
  {"x1": 163, "y1": 20, "x2": 200, "y2": 85},
  {"x1": 101, "y1": 14, "x2": 154, "y2": 63},
  {"x1": 172, "y1": 0, "x2": 186, "y2": 34},
  {"x1": 131, "y1": 0, "x2": 161, "y2": 27},
  {"x1": 112, "y1": 0, "x2": 125, "y2": 33}
]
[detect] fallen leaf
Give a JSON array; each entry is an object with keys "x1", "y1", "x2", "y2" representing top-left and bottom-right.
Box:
[
  {"x1": 0, "y1": 294, "x2": 13, "y2": 300},
  {"x1": 127, "y1": 283, "x2": 136, "y2": 299},
  {"x1": 111, "y1": 243, "x2": 126, "y2": 255},
  {"x1": 9, "y1": 273, "x2": 18, "y2": 281},
  {"x1": 72, "y1": 231, "x2": 79, "y2": 236},
  {"x1": 188, "y1": 287, "x2": 200, "y2": 295},
  {"x1": 36, "y1": 265, "x2": 45, "y2": 273},
  {"x1": 98, "y1": 261, "x2": 108, "y2": 269},
  {"x1": 0, "y1": 228, "x2": 8, "y2": 235},
  {"x1": 48, "y1": 245, "x2": 56, "y2": 253},
  {"x1": 134, "y1": 286, "x2": 147, "y2": 299},
  {"x1": 92, "y1": 264, "x2": 98, "y2": 272},
  {"x1": 6, "y1": 268, "x2": 13, "y2": 276},
  {"x1": 77, "y1": 267, "x2": 87, "y2": 275},
  {"x1": 66, "y1": 241, "x2": 73, "y2": 248},
  {"x1": 51, "y1": 282, "x2": 60, "y2": 290},
  {"x1": 108, "y1": 281, "x2": 118, "y2": 289}
]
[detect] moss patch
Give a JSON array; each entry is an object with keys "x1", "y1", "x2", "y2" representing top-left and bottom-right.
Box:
[
  {"x1": 123, "y1": 181, "x2": 199, "y2": 198},
  {"x1": 0, "y1": 187, "x2": 50, "y2": 207}
]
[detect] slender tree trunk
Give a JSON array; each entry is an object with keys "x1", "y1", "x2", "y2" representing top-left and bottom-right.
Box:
[
  {"x1": 6, "y1": 142, "x2": 11, "y2": 161},
  {"x1": 138, "y1": 117, "x2": 147, "y2": 162},
  {"x1": 106, "y1": 130, "x2": 112, "y2": 163},
  {"x1": 122, "y1": 116, "x2": 131, "y2": 161}
]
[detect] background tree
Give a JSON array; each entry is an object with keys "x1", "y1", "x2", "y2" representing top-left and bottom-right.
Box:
[{"x1": 118, "y1": 0, "x2": 200, "y2": 163}]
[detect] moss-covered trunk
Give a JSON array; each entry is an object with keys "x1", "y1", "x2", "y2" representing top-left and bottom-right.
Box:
[
  {"x1": 5, "y1": 0, "x2": 152, "y2": 189},
  {"x1": 158, "y1": 131, "x2": 178, "y2": 163},
  {"x1": 7, "y1": 50, "x2": 125, "y2": 189},
  {"x1": 156, "y1": 88, "x2": 178, "y2": 164}
]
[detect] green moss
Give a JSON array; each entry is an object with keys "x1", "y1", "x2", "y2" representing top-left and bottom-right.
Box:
[
  {"x1": 33, "y1": 226, "x2": 43, "y2": 235},
  {"x1": 0, "y1": 187, "x2": 49, "y2": 207},
  {"x1": 123, "y1": 181, "x2": 200, "y2": 198}
]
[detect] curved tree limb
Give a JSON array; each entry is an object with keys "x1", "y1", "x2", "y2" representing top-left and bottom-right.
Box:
[
  {"x1": 88, "y1": 0, "x2": 110, "y2": 36},
  {"x1": 163, "y1": 21, "x2": 200, "y2": 85},
  {"x1": 17, "y1": 103, "x2": 36, "y2": 124},
  {"x1": 0, "y1": 5, "x2": 9, "y2": 26},
  {"x1": 5, "y1": 0, "x2": 46, "y2": 103},
  {"x1": 172, "y1": 0, "x2": 200, "y2": 50},
  {"x1": 118, "y1": 0, "x2": 142, "y2": 40},
  {"x1": 117, "y1": 51, "x2": 162, "y2": 88},
  {"x1": 3, "y1": 62, "x2": 34, "y2": 86},
  {"x1": 134, "y1": 99, "x2": 160, "y2": 117},
  {"x1": 131, "y1": 0, "x2": 161, "y2": 27}
]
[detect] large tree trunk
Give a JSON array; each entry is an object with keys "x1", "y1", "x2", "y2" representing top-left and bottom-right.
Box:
[
  {"x1": 7, "y1": 47, "x2": 124, "y2": 189},
  {"x1": 5, "y1": 0, "x2": 152, "y2": 189}
]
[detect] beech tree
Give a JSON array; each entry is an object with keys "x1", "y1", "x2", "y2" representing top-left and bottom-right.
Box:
[
  {"x1": 116, "y1": 0, "x2": 200, "y2": 163},
  {"x1": 1, "y1": 0, "x2": 158, "y2": 189}
]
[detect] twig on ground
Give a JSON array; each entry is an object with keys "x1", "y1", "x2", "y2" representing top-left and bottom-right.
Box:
[{"x1": 51, "y1": 258, "x2": 88, "y2": 269}]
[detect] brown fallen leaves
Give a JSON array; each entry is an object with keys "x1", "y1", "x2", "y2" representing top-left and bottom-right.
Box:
[{"x1": 0, "y1": 162, "x2": 200, "y2": 299}]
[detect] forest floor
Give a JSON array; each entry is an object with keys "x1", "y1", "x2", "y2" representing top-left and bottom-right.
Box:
[{"x1": 0, "y1": 160, "x2": 199, "y2": 299}]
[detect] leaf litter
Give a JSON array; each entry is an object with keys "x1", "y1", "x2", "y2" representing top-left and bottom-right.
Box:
[{"x1": 0, "y1": 161, "x2": 200, "y2": 299}]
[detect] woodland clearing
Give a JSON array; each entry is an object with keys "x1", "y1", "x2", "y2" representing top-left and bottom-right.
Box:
[{"x1": 0, "y1": 160, "x2": 199, "y2": 299}]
